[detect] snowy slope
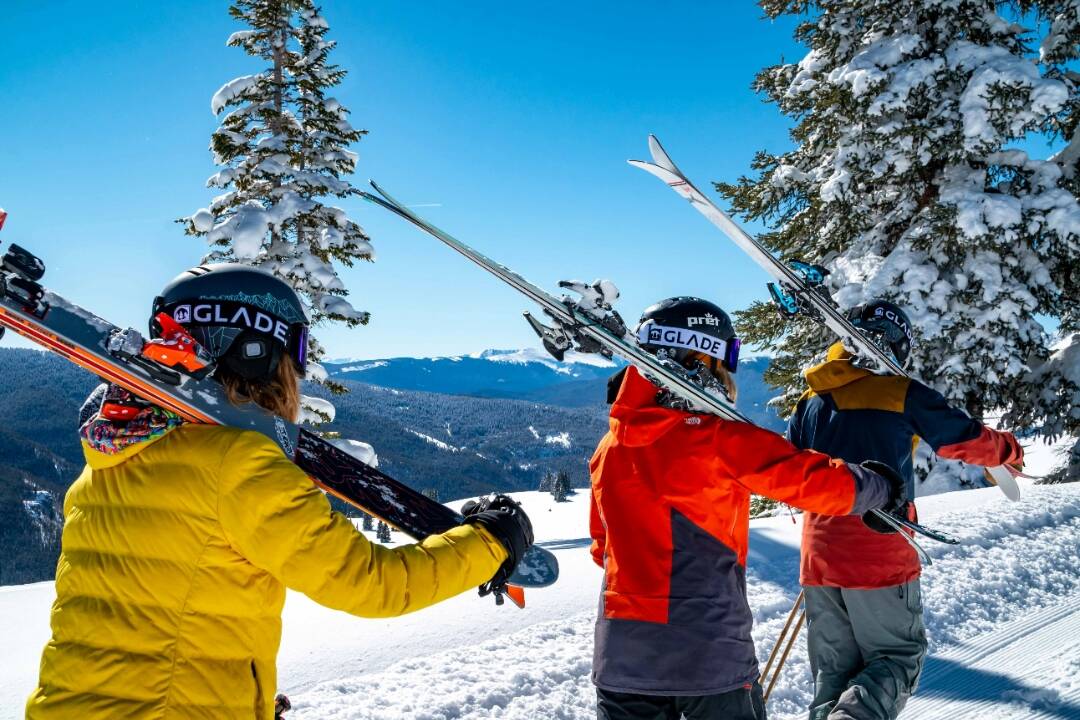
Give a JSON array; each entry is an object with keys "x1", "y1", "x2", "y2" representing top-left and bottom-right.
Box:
[{"x1": 2, "y1": 480, "x2": 1079, "y2": 720}]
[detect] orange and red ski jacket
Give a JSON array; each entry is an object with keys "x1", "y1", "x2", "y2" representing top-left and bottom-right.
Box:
[{"x1": 588, "y1": 367, "x2": 890, "y2": 696}]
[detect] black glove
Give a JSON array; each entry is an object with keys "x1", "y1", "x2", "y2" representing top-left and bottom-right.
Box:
[
  {"x1": 461, "y1": 494, "x2": 535, "y2": 598},
  {"x1": 860, "y1": 460, "x2": 910, "y2": 534}
]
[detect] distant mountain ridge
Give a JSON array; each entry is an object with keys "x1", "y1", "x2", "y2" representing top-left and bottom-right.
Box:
[
  {"x1": 0, "y1": 346, "x2": 785, "y2": 585},
  {"x1": 323, "y1": 349, "x2": 786, "y2": 428},
  {"x1": 323, "y1": 348, "x2": 619, "y2": 406}
]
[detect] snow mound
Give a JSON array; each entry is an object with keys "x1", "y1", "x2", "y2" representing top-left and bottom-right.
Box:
[{"x1": 210, "y1": 74, "x2": 259, "y2": 115}]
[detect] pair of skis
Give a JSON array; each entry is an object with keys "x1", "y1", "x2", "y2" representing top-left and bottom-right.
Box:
[
  {"x1": 360, "y1": 170, "x2": 958, "y2": 566},
  {"x1": 0, "y1": 232, "x2": 558, "y2": 606},
  {"x1": 628, "y1": 135, "x2": 1022, "y2": 504}
]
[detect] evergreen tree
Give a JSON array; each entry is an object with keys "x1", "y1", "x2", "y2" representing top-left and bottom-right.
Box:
[
  {"x1": 180, "y1": 0, "x2": 372, "y2": 403},
  {"x1": 552, "y1": 471, "x2": 570, "y2": 503},
  {"x1": 718, "y1": 1, "x2": 1080, "y2": 452},
  {"x1": 376, "y1": 520, "x2": 391, "y2": 543},
  {"x1": 557, "y1": 470, "x2": 573, "y2": 494},
  {"x1": 538, "y1": 472, "x2": 555, "y2": 494},
  {"x1": 361, "y1": 511, "x2": 373, "y2": 532}
]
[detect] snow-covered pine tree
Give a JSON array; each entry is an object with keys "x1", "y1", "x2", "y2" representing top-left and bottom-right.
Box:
[
  {"x1": 718, "y1": 1, "x2": 1080, "y2": 475},
  {"x1": 1017, "y1": 1, "x2": 1080, "y2": 480},
  {"x1": 361, "y1": 512, "x2": 374, "y2": 532},
  {"x1": 179, "y1": 0, "x2": 372, "y2": 403}
]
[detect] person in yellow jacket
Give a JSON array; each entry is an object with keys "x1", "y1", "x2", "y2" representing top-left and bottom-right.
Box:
[{"x1": 27, "y1": 264, "x2": 534, "y2": 720}]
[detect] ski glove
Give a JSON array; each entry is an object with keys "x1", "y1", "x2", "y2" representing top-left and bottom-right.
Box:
[
  {"x1": 461, "y1": 494, "x2": 535, "y2": 597},
  {"x1": 859, "y1": 460, "x2": 910, "y2": 535}
]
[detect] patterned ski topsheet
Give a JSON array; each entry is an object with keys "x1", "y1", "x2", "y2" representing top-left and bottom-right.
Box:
[{"x1": 0, "y1": 270, "x2": 557, "y2": 589}]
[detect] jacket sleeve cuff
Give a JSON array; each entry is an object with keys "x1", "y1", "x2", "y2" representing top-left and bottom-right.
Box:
[{"x1": 847, "y1": 463, "x2": 891, "y2": 515}]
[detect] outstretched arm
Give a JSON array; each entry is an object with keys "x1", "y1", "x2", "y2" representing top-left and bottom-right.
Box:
[
  {"x1": 906, "y1": 382, "x2": 1023, "y2": 467},
  {"x1": 718, "y1": 421, "x2": 891, "y2": 516},
  {"x1": 217, "y1": 431, "x2": 507, "y2": 618}
]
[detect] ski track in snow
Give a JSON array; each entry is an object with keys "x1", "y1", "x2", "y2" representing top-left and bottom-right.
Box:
[
  {"x1": 905, "y1": 593, "x2": 1080, "y2": 719},
  {"x1": 291, "y1": 485, "x2": 1080, "y2": 720}
]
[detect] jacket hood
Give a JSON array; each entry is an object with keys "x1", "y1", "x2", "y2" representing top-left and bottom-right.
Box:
[
  {"x1": 803, "y1": 342, "x2": 874, "y2": 393},
  {"x1": 79, "y1": 385, "x2": 184, "y2": 469},
  {"x1": 608, "y1": 366, "x2": 697, "y2": 447}
]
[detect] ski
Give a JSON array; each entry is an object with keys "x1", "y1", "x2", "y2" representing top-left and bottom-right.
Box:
[
  {"x1": 870, "y1": 513, "x2": 933, "y2": 565},
  {"x1": 629, "y1": 134, "x2": 1021, "y2": 502},
  {"x1": 360, "y1": 182, "x2": 752, "y2": 424},
  {"x1": 360, "y1": 182, "x2": 953, "y2": 556},
  {"x1": 0, "y1": 238, "x2": 558, "y2": 602},
  {"x1": 891, "y1": 513, "x2": 960, "y2": 546}
]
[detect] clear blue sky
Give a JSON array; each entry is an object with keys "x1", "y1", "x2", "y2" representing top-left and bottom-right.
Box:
[{"x1": 1, "y1": 1, "x2": 806, "y2": 360}]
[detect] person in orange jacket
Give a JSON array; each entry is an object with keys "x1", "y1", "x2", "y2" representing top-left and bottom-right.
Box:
[
  {"x1": 27, "y1": 264, "x2": 534, "y2": 720},
  {"x1": 588, "y1": 296, "x2": 905, "y2": 720}
]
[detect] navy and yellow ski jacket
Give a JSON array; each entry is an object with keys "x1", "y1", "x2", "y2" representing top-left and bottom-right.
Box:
[{"x1": 790, "y1": 343, "x2": 1023, "y2": 589}]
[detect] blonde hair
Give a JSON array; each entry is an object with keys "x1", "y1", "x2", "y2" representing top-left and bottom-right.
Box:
[
  {"x1": 688, "y1": 351, "x2": 738, "y2": 403},
  {"x1": 219, "y1": 357, "x2": 301, "y2": 422}
]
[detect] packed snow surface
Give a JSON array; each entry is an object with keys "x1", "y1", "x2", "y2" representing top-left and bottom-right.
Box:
[{"x1": 2, "y1": 481, "x2": 1079, "y2": 719}]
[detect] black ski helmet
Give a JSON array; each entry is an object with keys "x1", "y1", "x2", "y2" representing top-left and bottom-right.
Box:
[
  {"x1": 636, "y1": 297, "x2": 741, "y2": 372},
  {"x1": 847, "y1": 299, "x2": 914, "y2": 367},
  {"x1": 151, "y1": 264, "x2": 309, "y2": 381}
]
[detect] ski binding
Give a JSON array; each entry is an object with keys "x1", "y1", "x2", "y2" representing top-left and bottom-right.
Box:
[{"x1": 523, "y1": 279, "x2": 629, "y2": 361}]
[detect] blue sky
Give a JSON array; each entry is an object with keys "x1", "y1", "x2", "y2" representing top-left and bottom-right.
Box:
[{"x1": 2, "y1": 1, "x2": 810, "y2": 360}]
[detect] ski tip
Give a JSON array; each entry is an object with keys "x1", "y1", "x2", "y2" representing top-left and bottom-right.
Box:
[
  {"x1": 505, "y1": 584, "x2": 526, "y2": 609},
  {"x1": 628, "y1": 159, "x2": 683, "y2": 187},
  {"x1": 647, "y1": 134, "x2": 678, "y2": 173},
  {"x1": 984, "y1": 466, "x2": 1022, "y2": 502}
]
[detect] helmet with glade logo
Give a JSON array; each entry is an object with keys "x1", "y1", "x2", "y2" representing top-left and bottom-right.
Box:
[
  {"x1": 636, "y1": 296, "x2": 741, "y2": 373},
  {"x1": 847, "y1": 299, "x2": 914, "y2": 368},
  {"x1": 151, "y1": 264, "x2": 309, "y2": 382}
]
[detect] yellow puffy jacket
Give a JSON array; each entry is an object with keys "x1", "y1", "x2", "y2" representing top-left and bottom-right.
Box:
[{"x1": 26, "y1": 424, "x2": 506, "y2": 719}]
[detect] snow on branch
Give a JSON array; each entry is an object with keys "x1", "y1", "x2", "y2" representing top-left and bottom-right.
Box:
[{"x1": 211, "y1": 74, "x2": 261, "y2": 115}]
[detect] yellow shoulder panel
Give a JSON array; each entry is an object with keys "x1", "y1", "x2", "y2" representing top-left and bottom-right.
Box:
[{"x1": 830, "y1": 375, "x2": 910, "y2": 413}]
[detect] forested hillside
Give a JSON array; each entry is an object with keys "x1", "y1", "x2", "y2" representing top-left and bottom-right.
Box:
[{"x1": 0, "y1": 347, "x2": 788, "y2": 585}]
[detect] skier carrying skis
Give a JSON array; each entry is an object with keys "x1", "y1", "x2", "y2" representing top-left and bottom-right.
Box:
[
  {"x1": 589, "y1": 296, "x2": 908, "y2": 720},
  {"x1": 26, "y1": 264, "x2": 534, "y2": 720},
  {"x1": 789, "y1": 299, "x2": 1024, "y2": 720}
]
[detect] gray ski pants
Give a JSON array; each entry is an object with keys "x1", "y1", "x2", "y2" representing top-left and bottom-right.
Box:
[{"x1": 804, "y1": 581, "x2": 927, "y2": 720}]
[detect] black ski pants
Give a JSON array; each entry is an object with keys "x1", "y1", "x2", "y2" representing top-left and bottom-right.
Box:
[{"x1": 596, "y1": 683, "x2": 766, "y2": 720}]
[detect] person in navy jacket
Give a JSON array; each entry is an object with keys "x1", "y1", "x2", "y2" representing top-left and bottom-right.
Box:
[{"x1": 788, "y1": 300, "x2": 1023, "y2": 720}]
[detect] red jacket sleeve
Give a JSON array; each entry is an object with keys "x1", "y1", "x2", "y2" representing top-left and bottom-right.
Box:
[
  {"x1": 589, "y1": 486, "x2": 606, "y2": 568},
  {"x1": 718, "y1": 421, "x2": 889, "y2": 516}
]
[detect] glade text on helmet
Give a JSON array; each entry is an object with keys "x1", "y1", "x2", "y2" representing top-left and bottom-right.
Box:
[{"x1": 171, "y1": 303, "x2": 292, "y2": 345}]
